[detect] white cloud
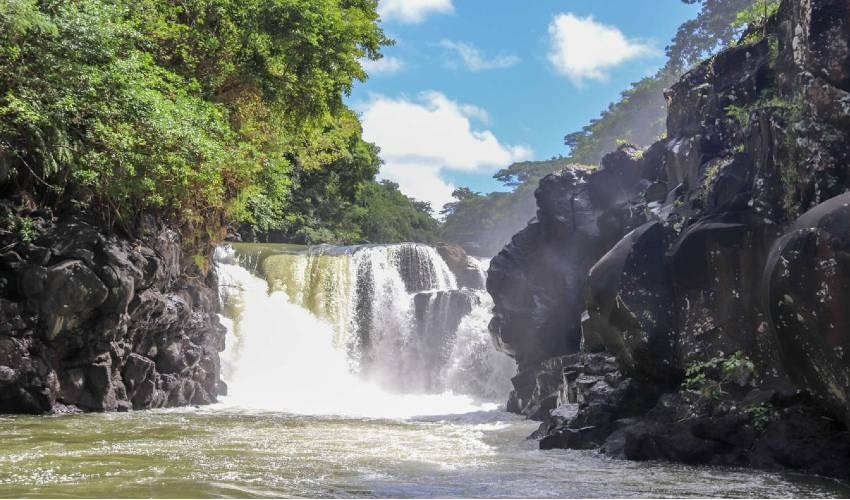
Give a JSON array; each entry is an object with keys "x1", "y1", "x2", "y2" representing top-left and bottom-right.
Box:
[
  {"x1": 380, "y1": 163, "x2": 456, "y2": 214},
  {"x1": 361, "y1": 56, "x2": 404, "y2": 75},
  {"x1": 459, "y1": 103, "x2": 491, "y2": 124},
  {"x1": 378, "y1": 0, "x2": 453, "y2": 24},
  {"x1": 358, "y1": 91, "x2": 533, "y2": 212},
  {"x1": 547, "y1": 13, "x2": 658, "y2": 85},
  {"x1": 440, "y1": 39, "x2": 520, "y2": 71}
]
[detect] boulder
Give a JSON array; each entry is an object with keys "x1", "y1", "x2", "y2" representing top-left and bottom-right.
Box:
[
  {"x1": 122, "y1": 353, "x2": 155, "y2": 395},
  {"x1": 435, "y1": 243, "x2": 486, "y2": 289},
  {"x1": 21, "y1": 260, "x2": 108, "y2": 340},
  {"x1": 585, "y1": 222, "x2": 677, "y2": 381},
  {"x1": 667, "y1": 215, "x2": 767, "y2": 366},
  {"x1": 763, "y1": 192, "x2": 850, "y2": 424}
]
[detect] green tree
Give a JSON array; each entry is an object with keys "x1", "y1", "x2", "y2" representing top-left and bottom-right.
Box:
[
  {"x1": 440, "y1": 158, "x2": 574, "y2": 256},
  {"x1": 667, "y1": 0, "x2": 756, "y2": 71},
  {"x1": 352, "y1": 180, "x2": 440, "y2": 244},
  {"x1": 0, "y1": 0, "x2": 443, "y2": 251}
]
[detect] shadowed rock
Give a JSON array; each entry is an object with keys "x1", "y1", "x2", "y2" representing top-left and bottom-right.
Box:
[
  {"x1": 487, "y1": 0, "x2": 850, "y2": 480},
  {"x1": 0, "y1": 209, "x2": 225, "y2": 414},
  {"x1": 585, "y1": 222, "x2": 677, "y2": 382},
  {"x1": 764, "y1": 192, "x2": 850, "y2": 425}
]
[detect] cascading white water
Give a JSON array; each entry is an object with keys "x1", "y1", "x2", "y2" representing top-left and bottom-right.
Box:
[
  {"x1": 467, "y1": 256, "x2": 491, "y2": 290},
  {"x1": 214, "y1": 243, "x2": 514, "y2": 418},
  {"x1": 441, "y1": 291, "x2": 516, "y2": 401}
]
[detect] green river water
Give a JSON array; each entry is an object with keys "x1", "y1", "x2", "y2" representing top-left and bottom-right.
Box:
[{"x1": 1, "y1": 407, "x2": 848, "y2": 498}]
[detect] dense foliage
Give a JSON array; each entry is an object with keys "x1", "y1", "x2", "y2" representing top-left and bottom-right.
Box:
[
  {"x1": 441, "y1": 0, "x2": 767, "y2": 256},
  {"x1": 0, "y1": 0, "x2": 435, "y2": 248}
]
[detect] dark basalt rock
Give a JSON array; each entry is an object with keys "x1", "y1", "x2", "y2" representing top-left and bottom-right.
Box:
[
  {"x1": 0, "y1": 204, "x2": 225, "y2": 414},
  {"x1": 487, "y1": 0, "x2": 850, "y2": 481},
  {"x1": 666, "y1": 213, "x2": 769, "y2": 370},
  {"x1": 488, "y1": 153, "x2": 652, "y2": 373},
  {"x1": 585, "y1": 222, "x2": 677, "y2": 382},
  {"x1": 763, "y1": 192, "x2": 850, "y2": 425},
  {"x1": 435, "y1": 243, "x2": 486, "y2": 290},
  {"x1": 598, "y1": 391, "x2": 850, "y2": 479},
  {"x1": 22, "y1": 260, "x2": 109, "y2": 340},
  {"x1": 488, "y1": 221, "x2": 578, "y2": 366}
]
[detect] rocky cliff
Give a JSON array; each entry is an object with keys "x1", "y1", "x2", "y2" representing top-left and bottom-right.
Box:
[
  {"x1": 488, "y1": 0, "x2": 850, "y2": 479},
  {"x1": 0, "y1": 196, "x2": 225, "y2": 413}
]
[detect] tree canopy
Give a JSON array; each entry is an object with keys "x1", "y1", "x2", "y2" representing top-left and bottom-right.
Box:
[{"x1": 0, "y1": 0, "x2": 435, "y2": 249}]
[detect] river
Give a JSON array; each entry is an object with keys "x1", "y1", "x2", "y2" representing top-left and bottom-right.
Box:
[
  {"x1": 0, "y1": 243, "x2": 847, "y2": 498},
  {"x1": 2, "y1": 408, "x2": 848, "y2": 497}
]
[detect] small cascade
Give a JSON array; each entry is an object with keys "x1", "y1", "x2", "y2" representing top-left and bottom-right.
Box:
[
  {"x1": 410, "y1": 290, "x2": 479, "y2": 391},
  {"x1": 215, "y1": 242, "x2": 514, "y2": 416},
  {"x1": 467, "y1": 257, "x2": 491, "y2": 290},
  {"x1": 442, "y1": 292, "x2": 516, "y2": 401}
]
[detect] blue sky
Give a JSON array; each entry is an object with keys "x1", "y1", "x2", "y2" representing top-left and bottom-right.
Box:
[{"x1": 346, "y1": 0, "x2": 699, "y2": 212}]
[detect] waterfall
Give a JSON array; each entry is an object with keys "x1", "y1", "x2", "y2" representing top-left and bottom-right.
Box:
[
  {"x1": 442, "y1": 291, "x2": 515, "y2": 401},
  {"x1": 214, "y1": 243, "x2": 514, "y2": 417}
]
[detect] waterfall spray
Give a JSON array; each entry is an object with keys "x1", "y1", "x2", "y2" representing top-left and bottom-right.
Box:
[{"x1": 214, "y1": 243, "x2": 514, "y2": 417}]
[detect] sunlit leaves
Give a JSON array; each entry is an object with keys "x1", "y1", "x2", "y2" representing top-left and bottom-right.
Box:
[{"x1": 0, "y1": 0, "x2": 400, "y2": 246}]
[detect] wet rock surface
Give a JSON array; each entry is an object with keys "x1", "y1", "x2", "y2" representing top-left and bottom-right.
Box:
[
  {"x1": 488, "y1": 0, "x2": 850, "y2": 480},
  {"x1": 0, "y1": 201, "x2": 225, "y2": 413},
  {"x1": 435, "y1": 243, "x2": 486, "y2": 290}
]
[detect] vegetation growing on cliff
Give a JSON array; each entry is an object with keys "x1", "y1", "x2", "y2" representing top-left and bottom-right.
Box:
[
  {"x1": 0, "y1": 0, "x2": 435, "y2": 247},
  {"x1": 441, "y1": 0, "x2": 769, "y2": 256}
]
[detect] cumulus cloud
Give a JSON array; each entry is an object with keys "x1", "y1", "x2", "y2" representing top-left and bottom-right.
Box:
[
  {"x1": 358, "y1": 91, "x2": 532, "y2": 212},
  {"x1": 378, "y1": 0, "x2": 453, "y2": 24},
  {"x1": 361, "y1": 56, "x2": 404, "y2": 75},
  {"x1": 440, "y1": 39, "x2": 520, "y2": 71},
  {"x1": 379, "y1": 163, "x2": 456, "y2": 214},
  {"x1": 548, "y1": 13, "x2": 658, "y2": 85},
  {"x1": 459, "y1": 103, "x2": 491, "y2": 125}
]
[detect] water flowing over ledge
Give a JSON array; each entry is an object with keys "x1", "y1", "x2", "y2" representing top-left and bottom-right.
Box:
[{"x1": 213, "y1": 242, "x2": 515, "y2": 418}]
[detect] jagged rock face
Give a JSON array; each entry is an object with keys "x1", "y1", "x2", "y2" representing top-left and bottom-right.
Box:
[
  {"x1": 0, "y1": 206, "x2": 225, "y2": 414},
  {"x1": 488, "y1": 156, "x2": 652, "y2": 366},
  {"x1": 488, "y1": 149, "x2": 659, "y2": 408},
  {"x1": 21, "y1": 260, "x2": 109, "y2": 340},
  {"x1": 487, "y1": 0, "x2": 850, "y2": 478}
]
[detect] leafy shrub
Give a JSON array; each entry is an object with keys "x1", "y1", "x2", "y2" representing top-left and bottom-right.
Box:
[
  {"x1": 683, "y1": 351, "x2": 756, "y2": 399},
  {"x1": 2, "y1": 213, "x2": 40, "y2": 243},
  {"x1": 747, "y1": 402, "x2": 778, "y2": 431}
]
